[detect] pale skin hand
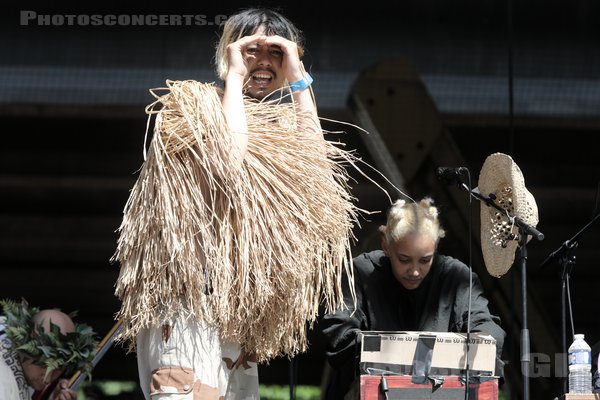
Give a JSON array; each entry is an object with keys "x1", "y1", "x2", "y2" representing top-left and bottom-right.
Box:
[
  {"x1": 221, "y1": 33, "x2": 266, "y2": 162},
  {"x1": 51, "y1": 379, "x2": 77, "y2": 400}
]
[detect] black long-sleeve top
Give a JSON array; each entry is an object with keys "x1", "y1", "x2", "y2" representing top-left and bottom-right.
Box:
[{"x1": 318, "y1": 250, "x2": 506, "y2": 399}]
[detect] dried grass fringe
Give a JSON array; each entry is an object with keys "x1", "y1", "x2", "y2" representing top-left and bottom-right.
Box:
[{"x1": 113, "y1": 80, "x2": 368, "y2": 362}]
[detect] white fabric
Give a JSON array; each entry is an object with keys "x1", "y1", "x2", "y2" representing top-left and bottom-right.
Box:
[
  {"x1": 0, "y1": 357, "x2": 22, "y2": 400},
  {"x1": 136, "y1": 318, "x2": 259, "y2": 400},
  {"x1": 0, "y1": 318, "x2": 34, "y2": 400}
]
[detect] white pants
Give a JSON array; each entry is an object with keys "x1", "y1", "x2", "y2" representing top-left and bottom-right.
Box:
[{"x1": 136, "y1": 319, "x2": 259, "y2": 400}]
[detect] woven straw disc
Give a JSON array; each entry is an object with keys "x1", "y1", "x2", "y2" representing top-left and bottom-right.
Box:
[{"x1": 478, "y1": 152, "x2": 539, "y2": 277}]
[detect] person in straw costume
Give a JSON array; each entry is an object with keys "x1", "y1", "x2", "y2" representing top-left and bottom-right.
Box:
[
  {"x1": 112, "y1": 7, "x2": 377, "y2": 400},
  {"x1": 319, "y1": 197, "x2": 506, "y2": 399}
]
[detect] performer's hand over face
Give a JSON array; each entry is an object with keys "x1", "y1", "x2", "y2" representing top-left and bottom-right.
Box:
[{"x1": 227, "y1": 28, "x2": 304, "y2": 100}]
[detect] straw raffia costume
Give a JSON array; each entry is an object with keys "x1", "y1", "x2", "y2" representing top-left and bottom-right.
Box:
[{"x1": 113, "y1": 80, "x2": 365, "y2": 395}]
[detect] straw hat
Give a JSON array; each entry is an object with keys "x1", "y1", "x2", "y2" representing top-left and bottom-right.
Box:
[{"x1": 478, "y1": 152, "x2": 539, "y2": 278}]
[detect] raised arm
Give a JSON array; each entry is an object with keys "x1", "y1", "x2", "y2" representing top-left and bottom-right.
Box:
[
  {"x1": 221, "y1": 33, "x2": 268, "y2": 161},
  {"x1": 262, "y1": 35, "x2": 321, "y2": 135}
]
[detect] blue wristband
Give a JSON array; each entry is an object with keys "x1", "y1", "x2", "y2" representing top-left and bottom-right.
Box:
[{"x1": 289, "y1": 73, "x2": 313, "y2": 93}]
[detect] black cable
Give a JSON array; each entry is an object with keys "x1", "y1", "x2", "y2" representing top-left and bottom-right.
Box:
[
  {"x1": 506, "y1": 0, "x2": 529, "y2": 400},
  {"x1": 289, "y1": 357, "x2": 297, "y2": 400},
  {"x1": 464, "y1": 168, "x2": 473, "y2": 400},
  {"x1": 567, "y1": 273, "x2": 575, "y2": 341},
  {"x1": 507, "y1": 0, "x2": 515, "y2": 156},
  {"x1": 592, "y1": 181, "x2": 600, "y2": 219}
]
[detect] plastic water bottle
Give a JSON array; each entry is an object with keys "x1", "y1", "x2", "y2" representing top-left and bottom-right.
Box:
[{"x1": 568, "y1": 333, "x2": 592, "y2": 394}]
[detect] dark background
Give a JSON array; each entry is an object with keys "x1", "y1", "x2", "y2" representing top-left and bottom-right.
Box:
[{"x1": 2, "y1": 1, "x2": 600, "y2": 399}]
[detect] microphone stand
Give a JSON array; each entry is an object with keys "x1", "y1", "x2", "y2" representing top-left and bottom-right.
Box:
[
  {"x1": 540, "y1": 212, "x2": 600, "y2": 396},
  {"x1": 289, "y1": 356, "x2": 298, "y2": 400},
  {"x1": 452, "y1": 179, "x2": 544, "y2": 400}
]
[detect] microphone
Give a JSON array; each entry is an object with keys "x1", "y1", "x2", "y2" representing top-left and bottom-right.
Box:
[{"x1": 436, "y1": 167, "x2": 468, "y2": 187}]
